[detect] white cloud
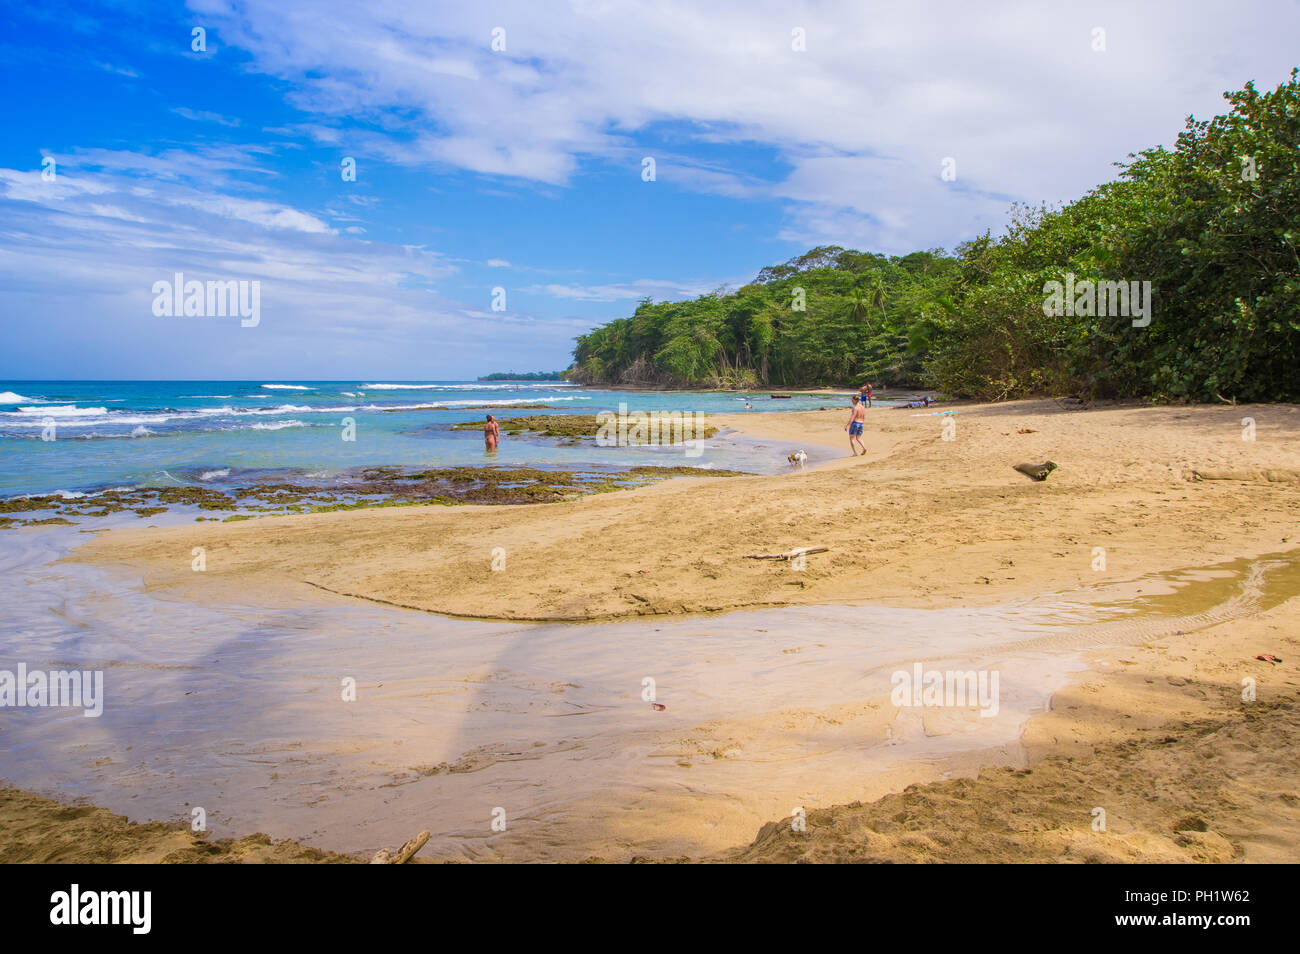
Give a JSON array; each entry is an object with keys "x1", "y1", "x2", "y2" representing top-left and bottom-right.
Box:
[
  {"x1": 168, "y1": 193, "x2": 334, "y2": 234},
  {"x1": 185, "y1": 0, "x2": 1300, "y2": 251},
  {"x1": 524, "y1": 279, "x2": 722, "y2": 302},
  {"x1": 71, "y1": 145, "x2": 278, "y2": 188},
  {"x1": 171, "y1": 107, "x2": 242, "y2": 127},
  {"x1": 96, "y1": 61, "x2": 139, "y2": 78},
  {"x1": 0, "y1": 157, "x2": 585, "y2": 377}
]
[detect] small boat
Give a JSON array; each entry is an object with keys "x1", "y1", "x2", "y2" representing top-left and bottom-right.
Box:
[{"x1": 769, "y1": 393, "x2": 793, "y2": 399}]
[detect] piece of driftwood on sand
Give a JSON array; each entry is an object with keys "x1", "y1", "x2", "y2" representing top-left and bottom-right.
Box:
[
  {"x1": 369, "y1": 829, "x2": 431, "y2": 864},
  {"x1": 744, "y1": 546, "x2": 829, "y2": 560}
]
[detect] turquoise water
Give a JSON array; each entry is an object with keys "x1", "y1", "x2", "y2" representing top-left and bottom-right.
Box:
[{"x1": 0, "y1": 381, "x2": 864, "y2": 496}]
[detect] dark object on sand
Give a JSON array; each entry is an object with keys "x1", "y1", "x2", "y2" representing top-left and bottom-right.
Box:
[
  {"x1": 650, "y1": 703, "x2": 667, "y2": 711},
  {"x1": 1256, "y1": 654, "x2": 1283, "y2": 664},
  {"x1": 1014, "y1": 461, "x2": 1058, "y2": 481}
]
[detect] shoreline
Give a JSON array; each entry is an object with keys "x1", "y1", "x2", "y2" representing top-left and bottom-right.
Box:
[{"x1": 4, "y1": 398, "x2": 1299, "y2": 862}]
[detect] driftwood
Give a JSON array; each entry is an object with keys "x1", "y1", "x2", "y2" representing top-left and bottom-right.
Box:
[
  {"x1": 1193, "y1": 468, "x2": 1300, "y2": 483},
  {"x1": 369, "y1": 829, "x2": 431, "y2": 864},
  {"x1": 745, "y1": 546, "x2": 828, "y2": 560}
]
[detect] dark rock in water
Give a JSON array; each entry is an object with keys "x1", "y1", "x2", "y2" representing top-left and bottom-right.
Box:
[{"x1": 1014, "y1": 461, "x2": 1058, "y2": 481}]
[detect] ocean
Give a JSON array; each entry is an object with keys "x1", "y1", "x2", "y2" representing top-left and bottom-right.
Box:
[{"x1": 0, "y1": 381, "x2": 860, "y2": 499}]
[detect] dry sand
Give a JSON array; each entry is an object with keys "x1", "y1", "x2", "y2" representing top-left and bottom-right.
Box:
[
  {"x1": 0, "y1": 787, "x2": 353, "y2": 863},
  {"x1": 8, "y1": 398, "x2": 1298, "y2": 863}
]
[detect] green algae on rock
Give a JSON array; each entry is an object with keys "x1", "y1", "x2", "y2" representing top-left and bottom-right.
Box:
[{"x1": 0, "y1": 464, "x2": 745, "y2": 528}]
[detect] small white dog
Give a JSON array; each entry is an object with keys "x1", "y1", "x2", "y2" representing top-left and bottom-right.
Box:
[{"x1": 787, "y1": 449, "x2": 808, "y2": 469}]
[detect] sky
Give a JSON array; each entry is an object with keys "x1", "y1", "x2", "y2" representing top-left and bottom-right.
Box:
[{"x1": 1, "y1": 0, "x2": 1297, "y2": 380}]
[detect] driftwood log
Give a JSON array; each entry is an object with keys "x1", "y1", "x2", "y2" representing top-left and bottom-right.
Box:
[
  {"x1": 744, "y1": 546, "x2": 829, "y2": 560},
  {"x1": 1193, "y1": 468, "x2": 1300, "y2": 483},
  {"x1": 369, "y1": 829, "x2": 431, "y2": 864}
]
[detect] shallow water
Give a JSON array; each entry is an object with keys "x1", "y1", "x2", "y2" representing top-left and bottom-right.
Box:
[
  {"x1": 2, "y1": 523, "x2": 1294, "y2": 860},
  {"x1": 0, "y1": 380, "x2": 871, "y2": 496}
]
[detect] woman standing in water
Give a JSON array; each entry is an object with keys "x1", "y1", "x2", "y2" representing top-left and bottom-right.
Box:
[{"x1": 484, "y1": 414, "x2": 501, "y2": 452}]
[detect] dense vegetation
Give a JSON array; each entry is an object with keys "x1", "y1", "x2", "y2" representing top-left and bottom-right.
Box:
[
  {"x1": 569, "y1": 72, "x2": 1299, "y2": 402},
  {"x1": 478, "y1": 371, "x2": 566, "y2": 381}
]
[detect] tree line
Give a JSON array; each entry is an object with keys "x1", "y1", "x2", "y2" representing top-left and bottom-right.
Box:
[{"x1": 568, "y1": 72, "x2": 1299, "y2": 403}]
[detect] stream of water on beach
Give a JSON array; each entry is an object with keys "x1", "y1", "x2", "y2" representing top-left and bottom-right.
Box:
[{"x1": 3, "y1": 520, "x2": 1296, "y2": 861}]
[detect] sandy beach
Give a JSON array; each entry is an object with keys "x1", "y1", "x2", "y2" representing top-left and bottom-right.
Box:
[
  {"x1": 5, "y1": 399, "x2": 1299, "y2": 863},
  {"x1": 73, "y1": 399, "x2": 1300, "y2": 620}
]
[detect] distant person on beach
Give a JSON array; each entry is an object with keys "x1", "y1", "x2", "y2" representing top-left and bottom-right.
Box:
[
  {"x1": 895, "y1": 395, "x2": 935, "y2": 410},
  {"x1": 860, "y1": 383, "x2": 873, "y2": 407},
  {"x1": 846, "y1": 395, "x2": 867, "y2": 456},
  {"x1": 484, "y1": 414, "x2": 500, "y2": 452}
]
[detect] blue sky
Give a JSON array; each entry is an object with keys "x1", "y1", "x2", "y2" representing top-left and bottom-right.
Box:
[{"x1": 2, "y1": 0, "x2": 1298, "y2": 379}]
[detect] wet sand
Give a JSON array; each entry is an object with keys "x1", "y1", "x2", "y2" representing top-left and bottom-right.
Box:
[
  {"x1": 1, "y1": 534, "x2": 1098, "y2": 861},
  {"x1": 720, "y1": 596, "x2": 1300, "y2": 863}
]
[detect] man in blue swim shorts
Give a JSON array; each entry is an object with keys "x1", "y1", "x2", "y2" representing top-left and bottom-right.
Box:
[{"x1": 846, "y1": 394, "x2": 867, "y2": 456}]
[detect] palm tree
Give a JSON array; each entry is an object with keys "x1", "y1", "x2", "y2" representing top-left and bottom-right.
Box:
[
  {"x1": 868, "y1": 272, "x2": 889, "y2": 324},
  {"x1": 847, "y1": 288, "x2": 873, "y2": 326}
]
